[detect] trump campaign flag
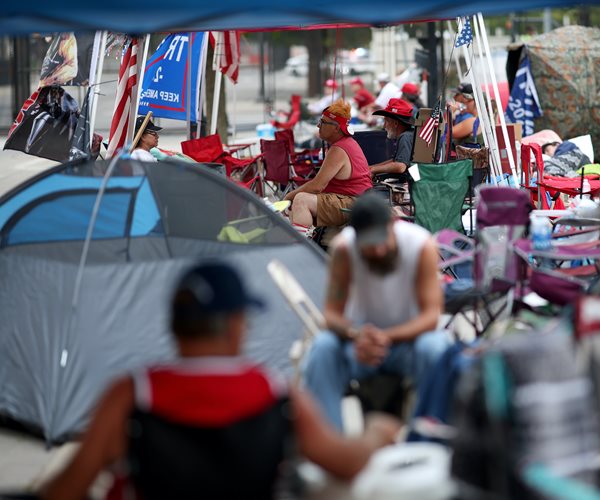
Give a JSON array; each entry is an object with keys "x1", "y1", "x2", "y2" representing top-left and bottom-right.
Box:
[
  {"x1": 505, "y1": 55, "x2": 542, "y2": 137},
  {"x1": 138, "y1": 33, "x2": 206, "y2": 122}
]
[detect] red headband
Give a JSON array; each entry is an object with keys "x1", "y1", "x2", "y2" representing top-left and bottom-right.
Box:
[{"x1": 323, "y1": 110, "x2": 353, "y2": 136}]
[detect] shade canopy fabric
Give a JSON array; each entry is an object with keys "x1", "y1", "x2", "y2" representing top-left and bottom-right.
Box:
[{"x1": 0, "y1": 0, "x2": 596, "y2": 35}]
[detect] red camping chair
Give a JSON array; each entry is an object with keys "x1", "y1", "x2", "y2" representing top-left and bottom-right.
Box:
[
  {"x1": 274, "y1": 129, "x2": 320, "y2": 178},
  {"x1": 181, "y1": 134, "x2": 262, "y2": 179},
  {"x1": 271, "y1": 94, "x2": 302, "y2": 130},
  {"x1": 259, "y1": 139, "x2": 313, "y2": 198}
]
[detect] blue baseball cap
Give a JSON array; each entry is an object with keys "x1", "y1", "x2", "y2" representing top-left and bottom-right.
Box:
[{"x1": 175, "y1": 261, "x2": 264, "y2": 314}]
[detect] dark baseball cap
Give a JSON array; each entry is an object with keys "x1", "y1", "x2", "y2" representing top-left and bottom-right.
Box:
[
  {"x1": 453, "y1": 82, "x2": 474, "y2": 100},
  {"x1": 174, "y1": 261, "x2": 264, "y2": 315},
  {"x1": 135, "y1": 115, "x2": 162, "y2": 134},
  {"x1": 349, "y1": 193, "x2": 392, "y2": 248}
]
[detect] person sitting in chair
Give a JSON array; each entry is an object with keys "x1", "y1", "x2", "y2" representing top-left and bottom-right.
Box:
[
  {"x1": 41, "y1": 261, "x2": 400, "y2": 500},
  {"x1": 369, "y1": 98, "x2": 415, "y2": 179},
  {"x1": 284, "y1": 99, "x2": 372, "y2": 237},
  {"x1": 303, "y1": 193, "x2": 451, "y2": 432},
  {"x1": 130, "y1": 116, "x2": 162, "y2": 162}
]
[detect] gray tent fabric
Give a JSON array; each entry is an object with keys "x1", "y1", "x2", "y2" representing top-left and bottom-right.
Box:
[{"x1": 0, "y1": 158, "x2": 326, "y2": 442}]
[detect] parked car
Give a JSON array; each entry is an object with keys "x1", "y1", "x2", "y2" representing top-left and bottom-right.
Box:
[{"x1": 285, "y1": 48, "x2": 375, "y2": 78}]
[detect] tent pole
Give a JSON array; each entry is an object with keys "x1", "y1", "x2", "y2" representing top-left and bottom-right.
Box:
[
  {"x1": 186, "y1": 32, "x2": 192, "y2": 140},
  {"x1": 89, "y1": 31, "x2": 107, "y2": 148},
  {"x1": 195, "y1": 34, "x2": 208, "y2": 139},
  {"x1": 458, "y1": 20, "x2": 498, "y2": 185},
  {"x1": 477, "y1": 13, "x2": 518, "y2": 186},
  {"x1": 447, "y1": 20, "x2": 463, "y2": 82},
  {"x1": 472, "y1": 15, "x2": 503, "y2": 184}
]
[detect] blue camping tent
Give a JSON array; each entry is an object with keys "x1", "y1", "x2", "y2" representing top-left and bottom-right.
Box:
[{"x1": 0, "y1": 158, "x2": 326, "y2": 442}]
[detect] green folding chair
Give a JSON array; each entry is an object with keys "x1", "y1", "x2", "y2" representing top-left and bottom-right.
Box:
[{"x1": 409, "y1": 159, "x2": 473, "y2": 234}]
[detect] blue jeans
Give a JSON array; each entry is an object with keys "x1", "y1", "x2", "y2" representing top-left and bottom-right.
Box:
[{"x1": 303, "y1": 330, "x2": 452, "y2": 431}]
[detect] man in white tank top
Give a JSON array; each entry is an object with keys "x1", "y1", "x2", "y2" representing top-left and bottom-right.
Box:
[{"x1": 304, "y1": 193, "x2": 451, "y2": 431}]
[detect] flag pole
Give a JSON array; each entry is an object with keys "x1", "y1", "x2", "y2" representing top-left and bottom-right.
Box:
[
  {"x1": 186, "y1": 32, "x2": 193, "y2": 140},
  {"x1": 129, "y1": 34, "x2": 150, "y2": 143},
  {"x1": 476, "y1": 13, "x2": 518, "y2": 187},
  {"x1": 447, "y1": 20, "x2": 464, "y2": 82},
  {"x1": 197, "y1": 34, "x2": 208, "y2": 139},
  {"x1": 210, "y1": 32, "x2": 223, "y2": 136},
  {"x1": 89, "y1": 31, "x2": 107, "y2": 148}
]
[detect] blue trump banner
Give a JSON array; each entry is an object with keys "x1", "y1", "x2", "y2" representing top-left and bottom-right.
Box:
[
  {"x1": 505, "y1": 54, "x2": 542, "y2": 137},
  {"x1": 138, "y1": 33, "x2": 205, "y2": 122}
]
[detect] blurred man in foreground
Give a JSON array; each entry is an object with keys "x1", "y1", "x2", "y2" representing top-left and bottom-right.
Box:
[{"x1": 42, "y1": 261, "x2": 399, "y2": 499}]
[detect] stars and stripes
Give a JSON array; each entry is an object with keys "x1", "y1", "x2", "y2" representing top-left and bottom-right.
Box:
[
  {"x1": 455, "y1": 17, "x2": 473, "y2": 47},
  {"x1": 210, "y1": 31, "x2": 240, "y2": 84},
  {"x1": 419, "y1": 100, "x2": 441, "y2": 146},
  {"x1": 107, "y1": 37, "x2": 138, "y2": 158}
]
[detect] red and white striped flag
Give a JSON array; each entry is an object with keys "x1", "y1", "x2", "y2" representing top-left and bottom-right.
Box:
[
  {"x1": 210, "y1": 31, "x2": 240, "y2": 84},
  {"x1": 418, "y1": 100, "x2": 441, "y2": 146},
  {"x1": 107, "y1": 37, "x2": 138, "y2": 157}
]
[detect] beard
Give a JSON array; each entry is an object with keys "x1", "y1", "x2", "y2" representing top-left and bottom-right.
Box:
[
  {"x1": 362, "y1": 248, "x2": 398, "y2": 276},
  {"x1": 386, "y1": 128, "x2": 396, "y2": 140}
]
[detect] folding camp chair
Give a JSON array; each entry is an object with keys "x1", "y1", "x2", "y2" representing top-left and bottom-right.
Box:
[
  {"x1": 271, "y1": 94, "x2": 302, "y2": 130},
  {"x1": 406, "y1": 159, "x2": 474, "y2": 234},
  {"x1": 126, "y1": 400, "x2": 290, "y2": 499},
  {"x1": 267, "y1": 259, "x2": 325, "y2": 384},
  {"x1": 274, "y1": 129, "x2": 320, "y2": 178},
  {"x1": 181, "y1": 134, "x2": 262, "y2": 179},
  {"x1": 259, "y1": 139, "x2": 313, "y2": 199},
  {"x1": 437, "y1": 186, "x2": 532, "y2": 338}
]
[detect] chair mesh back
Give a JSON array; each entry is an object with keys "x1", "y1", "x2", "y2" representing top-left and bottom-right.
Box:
[
  {"x1": 411, "y1": 160, "x2": 473, "y2": 234},
  {"x1": 475, "y1": 186, "x2": 532, "y2": 290},
  {"x1": 261, "y1": 139, "x2": 291, "y2": 185},
  {"x1": 128, "y1": 398, "x2": 292, "y2": 500}
]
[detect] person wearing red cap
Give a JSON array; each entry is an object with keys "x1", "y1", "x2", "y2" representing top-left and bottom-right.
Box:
[
  {"x1": 368, "y1": 98, "x2": 415, "y2": 178},
  {"x1": 350, "y1": 77, "x2": 375, "y2": 111},
  {"x1": 307, "y1": 79, "x2": 340, "y2": 115},
  {"x1": 284, "y1": 99, "x2": 373, "y2": 237},
  {"x1": 400, "y1": 82, "x2": 425, "y2": 118}
]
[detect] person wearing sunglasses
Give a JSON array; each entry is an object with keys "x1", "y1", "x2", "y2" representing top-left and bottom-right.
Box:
[
  {"x1": 131, "y1": 116, "x2": 162, "y2": 162},
  {"x1": 284, "y1": 99, "x2": 372, "y2": 237}
]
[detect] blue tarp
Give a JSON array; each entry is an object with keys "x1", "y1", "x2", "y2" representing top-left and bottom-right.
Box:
[{"x1": 0, "y1": 0, "x2": 596, "y2": 35}]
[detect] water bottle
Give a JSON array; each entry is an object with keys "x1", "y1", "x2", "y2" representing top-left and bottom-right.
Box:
[{"x1": 530, "y1": 215, "x2": 552, "y2": 251}]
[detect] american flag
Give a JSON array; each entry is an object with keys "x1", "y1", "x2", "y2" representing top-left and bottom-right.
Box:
[
  {"x1": 107, "y1": 37, "x2": 138, "y2": 158},
  {"x1": 455, "y1": 17, "x2": 473, "y2": 47},
  {"x1": 210, "y1": 31, "x2": 240, "y2": 84},
  {"x1": 419, "y1": 100, "x2": 441, "y2": 146}
]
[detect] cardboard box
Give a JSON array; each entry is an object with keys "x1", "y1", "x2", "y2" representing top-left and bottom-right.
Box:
[
  {"x1": 496, "y1": 123, "x2": 522, "y2": 175},
  {"x1": 413, "y1": 108, "x2": 444, "y2": 163}
]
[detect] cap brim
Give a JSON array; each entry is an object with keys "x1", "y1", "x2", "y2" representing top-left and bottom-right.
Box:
[
  {"x1": 355, "y1": 226, "x2": 389, "y2": 248},
  {"x1": 245, "y1": 295, "x2": 266, "y2": 311},
  {"x1": 372, "y1": 110, "x2": 415, "y2": 126}
]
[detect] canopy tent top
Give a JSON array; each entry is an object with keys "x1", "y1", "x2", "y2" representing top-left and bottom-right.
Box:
[{"x1": 1, "y1": 0, "x2": 597, "y2": 35}]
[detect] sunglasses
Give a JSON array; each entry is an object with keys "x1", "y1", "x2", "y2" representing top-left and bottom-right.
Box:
[
  {"x1": 144, "y1": 130, "x2": 158, "y2": 137},
  {"x1": 317, "y1": 119, "x2": 338, "y2": 127}
]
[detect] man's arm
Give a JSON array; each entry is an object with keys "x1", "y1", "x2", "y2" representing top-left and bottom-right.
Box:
[
  {"x1": 370, "y1": 133, "x2": 412, "y2": 176},
  {"x1": 284, "y1": 146, "x2": 348, "y2": 201},
  {"x1": 370, "y1": 159, "x2": 407, "y2": 176},
  {"x1": 291, "y1": 387, "x2": 400, "y2": 480},
  {"x1": 41, "y1": 378, "x2": 134, "y2": 500},
  {"x1": 384, "y1": 238, "x2": 443, "y2": 342},
  {"x1": 323, "y1": 242, "x2": 355, "y2": 339}
]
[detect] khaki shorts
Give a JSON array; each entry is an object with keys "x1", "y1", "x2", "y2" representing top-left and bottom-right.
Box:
[{"x1": 316, "y1": 193, "x2": 356, "y2": 227}]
